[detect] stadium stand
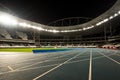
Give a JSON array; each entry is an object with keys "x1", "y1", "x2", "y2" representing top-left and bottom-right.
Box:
[
  {"x1": 0, "y1": 35, "x2": 4, "y2": 39},
  {"x1": 16, "y1": 31, "x2": 28, "y2": 40},
  {"x1": 0, "y1": 28, "x2": 12, "y2": 39},
  {"x1": 0, "y1": 1, "x2": 120, "y2": 48},
  {"x1": 0, "y1": 27, "x2": 35, "y2": 48}
]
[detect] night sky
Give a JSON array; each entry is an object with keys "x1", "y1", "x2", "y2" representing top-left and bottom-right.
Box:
[{"x1": 0, "y1": 0, "x2": 117, "y2": 25}]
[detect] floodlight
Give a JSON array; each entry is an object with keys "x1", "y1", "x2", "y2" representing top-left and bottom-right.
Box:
[
  {"x1": 96, "y1": 22, "x2": 101, "y2": 26},
  {"x1": 109, "y1": 16, "x2": 114, "y2": 19},
  {"x1": 52, "y1": 30, "x2": 59, "y2": 33},
  {"x1": 78, "y1": 29, "x2": 82, "y2": 31},
  {"x1": 103, "y1": 18, "x2": 109, "y2": 22},
  {"x1": 32, "y1": 26, "x2": 44, "y2": 31},
  {"x1": 0, "y1": 14, "x2": 18, "y2": 26},
  {"x1": 61, "y1": 30, "x2": 68, "y2": 32},
  {"x1": 114, "y1": 13, "x2": 118, "y2": 17},
  {"x1": 118, "y1": 11, "x2": 120, "y2": 14},
  {"x1": 83, "y1": 28, "x2": 86, "y2": 30},
  {"x1": 19, "y1": 22, "x2": 44, "y2": 31},
  {"x1": 19, "y1": 22, "x2": 28, "y2": 27}
]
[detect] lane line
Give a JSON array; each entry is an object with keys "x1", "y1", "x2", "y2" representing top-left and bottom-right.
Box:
[
  {"x1": 32, "y1": 50, "x2": 85, "y2": 80},
  {"x1": 116, "y1": 54, "x2": 120, "y2": 57},
  {"x1": 13, "y1": 51, "x2": 71, "y2": 64},
  {"x1": 12, "y1": 57, "x2": 70, "y2": 69},
  {"x1": 7, "y1": 66, "x2": 14, "y2": 71},
  {"x1": 0, "y1": 51, "x2": 73, "y2": 65},
  {"x1": 98, "y1": 51, "x2": 120, "y2": 65},
  {"x1": 10, "y1": 52, "x2": 71, "y2": 66},
  {"x1": 88, "y1": 49, "x2": 92, "y2": 80},
  {"x1": 0, "y1": 52, "x2": 117, "y2": 75},
  {"x1": 15, "y1": 51, "x2": 80, "y2": 70}
]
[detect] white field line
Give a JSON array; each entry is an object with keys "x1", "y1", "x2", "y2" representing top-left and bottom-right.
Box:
[
  {"x1": 7, "y1": 66, "x2": 14, "y2": 71},
  {"x1": 32, "y1": 51, "x2": 85, "y2": 80},
  {"x1": 116, "y1": 53, "x2": 120, "y2": 56},
  {"x1": 98, "y1": 51, "x2": 120, "y2": 65},
  {"x1": 0, "y1": 53, "x2": 117, "y2": 75},
  {"x1": 88, "y1": 49, "x2": 92, "y2": 80},
  {"x1": 1, "y1": 52, "x2": 75, "y2": 68},
  {"x1": 12, "y1": 51, "x2": 72, "y2": 64},
  {"x1": 15, "y1": 51, "x2": 81, "y2": 70}
]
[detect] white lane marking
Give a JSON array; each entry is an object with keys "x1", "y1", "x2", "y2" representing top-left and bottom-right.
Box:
[
  {"x1": 116, "y1": 54, "x2": 120, "y2": 56},
  {"x1": 15, "y1": 51, "x2": 80, "y2": 70},
  {"x1": 98, "y1": 51, "x2": 120, "y2": 65},
  {"x1": 13, "y1": 51, "x2": 69, "y2": 63},
  {"x1": 0, "y1": 52, "x2": 117, "y2": 75},
  {"x1": 32, "y1": 51, "x2": 85, "y2": 80},
  {"x1": 14, "y1": 57, "x2": 70, "y2": 70},
  {"x1": 88, "y1": 49, "x2": 92, "y2": 80},
  {"x1": 13, "y1": 57, "x2": 70, "y2": 69},
  {"x1": 9, "y1": 52, "x2": 71, "y2": 66},
  {"x1": 7, "y1": 66, "x2": 14, "y2": 71}
]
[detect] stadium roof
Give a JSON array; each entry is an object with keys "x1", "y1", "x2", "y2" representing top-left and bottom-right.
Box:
[
  {"x1": 0, "y1": 0, "x2": 120, "y2": 36},
  {"x1": 0, "y1": 0, "x2": 116, "y2": 24}
]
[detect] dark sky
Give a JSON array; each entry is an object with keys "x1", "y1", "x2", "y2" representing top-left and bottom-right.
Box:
[{"x1": 0, "y1": 0, "x2": 117, "y2": 25}]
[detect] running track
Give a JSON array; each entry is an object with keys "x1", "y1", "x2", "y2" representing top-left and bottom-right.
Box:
[{"x1": 0, "y1": 48, "x2": 120, "y2": 80}]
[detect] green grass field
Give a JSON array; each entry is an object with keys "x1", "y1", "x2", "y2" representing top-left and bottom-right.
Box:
[{"x1": 0, "y1": 47, "x2": 68, "y2": 52}]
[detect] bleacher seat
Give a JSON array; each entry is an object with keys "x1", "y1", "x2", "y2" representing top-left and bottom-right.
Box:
[
  {"x1": 0, "y1": 28, "x2": 12, "y2": 39},
  {"x1": 16, "y1": 31, "x2": 28, "y2": 40}
]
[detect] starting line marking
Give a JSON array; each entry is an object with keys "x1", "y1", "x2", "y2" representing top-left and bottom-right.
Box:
[{"x1": 7, "y1": 66, "x2": 14, "y2": 71}]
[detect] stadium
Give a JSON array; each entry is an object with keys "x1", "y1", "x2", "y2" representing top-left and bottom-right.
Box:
[{"x1": 0, "y1": 0, "x2": 120, "y2": 80}]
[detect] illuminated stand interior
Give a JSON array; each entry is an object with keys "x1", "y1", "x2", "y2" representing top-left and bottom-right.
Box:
[{"x1": 0, "y1": 0, "x2": 120, "y2": 47}]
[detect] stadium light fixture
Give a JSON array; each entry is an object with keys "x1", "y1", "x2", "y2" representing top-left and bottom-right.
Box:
[
  {"x1": 0, "y1": 13, "x2": 18, "y2": 26},
  {"x1": 52, "y1": 30, "x2": 59, "y2": 33},
  {"x1": 32, "y1": 26, "x2": 44, "y2": 31},
  {"x1": 19, "y1": 22, "x2": 44, "y2": 31},
  {"x1": 118, "y1": 11, "x2": 120, "y2": 14},
  {"x1": 78, "y1": 29, "x2": 82, "y2": 31},
  {"x1": 96, "y1": 22, "x2": 102, "y2": 26},
  {"x1": 103, "y1": 18, "x2": 109, "y2": 22},
  {"x1": 114, "y1": 13, "x2": 118, "y2": 17},
  {"x1": 109, "y1": 16, "x2": 114, "y2": 19},
  {"x1": 19, "y1": 22, "x2": 29, "y2": 27}
]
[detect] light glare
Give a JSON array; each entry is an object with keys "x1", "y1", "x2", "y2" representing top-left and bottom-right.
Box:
[{"x1": 0, "y1": 14, "x2": 18, "y2": 26}]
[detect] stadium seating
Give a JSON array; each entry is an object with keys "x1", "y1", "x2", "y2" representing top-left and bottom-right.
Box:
[
  {"x1": 0, "y1": 27, "x2": 35, "y2": 48},
  {"x1": 0, "y1": 28, "x2": 12, "y2": 39},
  {"x1": 16, "y1": 31, "x2": 28, "y2": 40},
  {"x1": 0, "y1": 35, "x2": 4, "y2": 39}
]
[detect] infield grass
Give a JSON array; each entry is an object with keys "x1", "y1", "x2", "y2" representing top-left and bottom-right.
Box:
[{"x1": 0, "y1": 47, "x2": 69, "y2": 52}]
